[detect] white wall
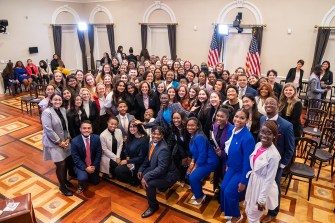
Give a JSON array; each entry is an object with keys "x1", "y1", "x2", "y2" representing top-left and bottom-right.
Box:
[{"x1": 0, "y1": 0, "x2": 335, "y2": 81}]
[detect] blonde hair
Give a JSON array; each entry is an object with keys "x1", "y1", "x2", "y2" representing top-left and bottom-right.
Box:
[{"x1": 278, "y1": 83, "x2": 298, "y2": 117}]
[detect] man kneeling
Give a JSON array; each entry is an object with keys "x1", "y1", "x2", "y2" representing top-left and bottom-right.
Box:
[
  {"x1": 71, "y1": 120, "x2": 102, "y2": 193},
  {"x1": 138, "y1": 126, "x2": 179, "y2": 218}
]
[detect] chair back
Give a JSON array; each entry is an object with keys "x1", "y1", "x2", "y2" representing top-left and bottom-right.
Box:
[
  {"x1": 33, "y1": 84, "x2": 47, "y2": 99},
  {"x1": 308, "y1": 99, "x2": 328, "y2": 111},
  {"x1": 319, "y1": 127, "x2": 335, "y2": 149},
  {"x1": 324, "y1": 118, "x2": 335, "y2": 129},
  {"x1": 304, "y1": 108, "x2": 327, "y2": 129},
  {"x1": 329, "y1": 86, "x2": 335, "y2": 102},
  {"x1": 296, "y1": 137, "x2": 318, "y2": 161},
  {"x1": 280, "y1": 80, "x2": 286, "y2": 87},
  {"x1": 299, "y1": 81, "x2": 309, "y2": 95}
]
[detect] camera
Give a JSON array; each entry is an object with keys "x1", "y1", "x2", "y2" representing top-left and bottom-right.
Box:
[{"x1": 0, "y1": 20, "x2": 9, "y2": 33}]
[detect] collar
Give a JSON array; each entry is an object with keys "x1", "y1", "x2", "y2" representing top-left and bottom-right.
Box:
[
  {"x1": 267, "y1": 114, "x2": 279, "y2": 121},
  {"x1": 239, "y1": 86, "x2": 247, "y2": 91},
  {"x1": 119, "y1": 114, "x2": 127, "y2": 118},
  {"x1": 82, "y1": 135, "x2": 91, "y2": 141}
]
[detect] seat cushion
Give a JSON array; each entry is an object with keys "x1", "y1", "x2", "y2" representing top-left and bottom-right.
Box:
[
  {"x1": 290, "y1": 163, "x2": 314, "y2": 178},
  {"x1": 310, "y1": 138, "x2": 328, "y2": 149},
  {"x1": 303, "y1": 127, "x2": 321, "y2": 137},
  {"x1": 308, "y1": 149, "x2": 332, "y2": 161}
]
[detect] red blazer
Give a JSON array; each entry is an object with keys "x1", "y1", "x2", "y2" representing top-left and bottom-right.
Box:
[{"x1": 25, "y1": 65, "x2": 39, "y2": 76}]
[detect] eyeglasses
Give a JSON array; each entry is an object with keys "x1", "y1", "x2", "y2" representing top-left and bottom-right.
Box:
[{"x1": 260, "y1": 130, "x2": 273, "y2": 136}]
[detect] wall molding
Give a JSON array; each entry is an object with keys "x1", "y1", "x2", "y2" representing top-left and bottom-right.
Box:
[
  {"x1": 321, "y1": 5, "x2": 335, "y2": 26},
  {"x1": 51, "y1": 5, "x2": 81, "y2": 24},
  {"x1": 89, "y1": 5, "x2": 113, "y2": 23},
  {"x1": 143, "y1": 0, "x2": 176, "y2": 22},
  {"x1": 217, "y1": 0, "x2": 263, "y2": 24}
]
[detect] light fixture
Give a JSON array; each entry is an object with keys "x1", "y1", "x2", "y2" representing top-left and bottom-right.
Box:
[
  {"x1": 218, "y1": 24, "x2": 229, "y2": 35},
  {"x1": 78, "y1": 22, "x2": 87, "y2": 31}
]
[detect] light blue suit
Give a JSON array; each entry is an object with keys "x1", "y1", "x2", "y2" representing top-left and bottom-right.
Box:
[{"x1": 220, "y1": 125, "x2": 255, "y2": 217}]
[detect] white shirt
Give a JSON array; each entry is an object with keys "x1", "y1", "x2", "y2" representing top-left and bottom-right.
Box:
[
  {"x1": 105, "y1": 91, "x2": 114, "y2": 108},
  {"x1": 81, "y1": 135, "x2": 91, "y2": 148},
  {"x1": 224, "y1": 127, "x2": 243, "y2": 155},
  {"x1": 99, "y1": 97, "x2": 106, "y2": 116},
  {"x1": 83, "y1": 101, "x2": 90, "y2": 117},
  {"x1": 119, "y1": 114, "x2": 128, "y2": 130},
  {"x1": 293, "y1": 71, "x2": 300, "y2": 88}
]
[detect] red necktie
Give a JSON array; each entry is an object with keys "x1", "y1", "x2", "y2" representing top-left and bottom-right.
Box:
[{"x1": 85, "y1": 137, "x2": 91, "y2": 166}]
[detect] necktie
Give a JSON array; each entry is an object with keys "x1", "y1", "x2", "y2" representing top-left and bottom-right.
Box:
[
  {"x1": 85, "y1": 138, "x2": 91, "y2": 166},
  {"x1": 148, "y1": 144, "x2": 155, "y2": 160},
  {"x1": 122, "y1": 116, "x2": 128, "y2": 133},
  {"x1": 239, "y1": 88, "x2": 244, "y2": 99}
]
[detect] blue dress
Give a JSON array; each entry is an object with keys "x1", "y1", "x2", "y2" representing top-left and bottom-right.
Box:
[{"x1": 220, "y1": 125, "x2": 255, "y2": 217}]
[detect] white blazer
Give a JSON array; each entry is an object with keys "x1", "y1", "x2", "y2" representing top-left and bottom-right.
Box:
[
  {"x1": 245, "y1": 142, "x2": 281, "y2": 210},
  {"x1": 99, "y1": 128, "x2": 123, "y2": 174}
]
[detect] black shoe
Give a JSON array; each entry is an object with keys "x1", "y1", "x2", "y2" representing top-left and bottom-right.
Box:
[
  {"x1": 65, "y1": 180, "x2": 74, "y2": 188},
  {"x1": 76, "y1": 185, "x2": 85, "y2": 194},
  {"x1": 141, "y1": 207, "x2": 158, "y2": 218},
  {"x1": 59, "y1": 187, "x2": 73, "y2": 196}
]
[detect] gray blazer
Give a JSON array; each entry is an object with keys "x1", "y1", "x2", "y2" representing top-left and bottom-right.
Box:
[
  {"x1": 307, "y1": 73, "x2": 325, "y2": 100},
  {"x1": 42, "y1": 107, "x2": 71, "y2": 162},
  {"x1": 116, "y1": 113, "x2": 135, "y2": 136}
]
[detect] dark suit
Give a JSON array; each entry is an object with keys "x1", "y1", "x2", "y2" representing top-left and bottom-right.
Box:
[
  {"x1": 71, "y1": 134, "x2": 102, "y2": 185},
  {"x1": 260, "y1": 115, "x2": 295, "y2": 216},
  {"x1": 85, "y1": 101, "x2": 99, "y2": 134},
  {"x1": 245, "y1": 86, "x2": 257, "y2": 97},
  {"x1": 116, "y1": 113, "x2": 135, "y2": 136},
  {"x1": 321, "y1": 70, "x2": 333, "y2": 85},
  {"x1": 285, "y1": 68, "x2": 304, "y2": 90},
  {"x1": 139, "y1": 140, "x2": 179, "y2": 209},
  {"x1": 273, "y1": 82, "x2": 283, "y2": 99},
  {"x1": 134, "y1": 93, "x2": 160, "y2": 121}
]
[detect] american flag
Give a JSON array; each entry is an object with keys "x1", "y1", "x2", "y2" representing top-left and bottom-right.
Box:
[
  {"x1": 208, "y1": 25, "x2": 219, "y2": 67},
  {"x1": 246, "y1": 29, "x2": 261, "y2": 77}
]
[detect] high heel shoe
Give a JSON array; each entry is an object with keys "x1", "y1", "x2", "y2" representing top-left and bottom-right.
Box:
[{"x1": 191, "y1": 195, "x2": 206, "y2": 205}]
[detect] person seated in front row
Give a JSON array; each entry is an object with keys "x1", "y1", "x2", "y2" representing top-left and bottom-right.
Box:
[
  {"x1": 114, "y1": 119, "x2": 149, "y2": 185},
  {"x1": 138, "y1": 126, "x2": 179, "y2": 218},
  {"x1": 71, "y1": 120, "x2": 102, "y2": 194},
  {"x1": 100, "y1": 116, "x2": 123, "y2": 179}
]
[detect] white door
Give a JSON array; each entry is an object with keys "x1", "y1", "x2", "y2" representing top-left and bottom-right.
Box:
[
  {"x1": 61, "y1": 27, "x2": 82, "y2": 71},
  {"x1": 223, "y1": 31, "x2": 252, "y2": 72},
  {"x1": 148, "y1": 26, "x2": 170, "y2": 58}
]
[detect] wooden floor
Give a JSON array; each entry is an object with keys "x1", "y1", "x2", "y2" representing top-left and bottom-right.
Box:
[{"x1": 0, "y1": 92, "x2": 334, "y2": 223}]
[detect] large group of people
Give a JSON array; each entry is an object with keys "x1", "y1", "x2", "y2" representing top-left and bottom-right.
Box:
[{"x1": 3, "y1": 46, "x2": 333, "y2": 222}]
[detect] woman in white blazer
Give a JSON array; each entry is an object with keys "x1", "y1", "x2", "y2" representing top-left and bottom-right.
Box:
[
  {"x1": 100, "y1": 116, "x2": 123, "y2": 178},
  {"x1": 245, "y1": 120, "x2": 281, "y2": 223}
]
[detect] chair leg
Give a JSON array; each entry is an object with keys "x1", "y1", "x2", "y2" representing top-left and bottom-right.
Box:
[
  {"x1": 316, "y1": 161, "x2": 322, "y2": 181},
  {"x1": 308, "y1": 178, "x2": 312, "y2": 201},
  {"x1": 21, "y1": 101, "x2": 23, "y2": 112},
  {"x1": 285, "y1": 173, "x2": 292, "y2": 195}
]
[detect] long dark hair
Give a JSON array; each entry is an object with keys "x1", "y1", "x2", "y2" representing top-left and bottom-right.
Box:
[
  {"x1": 69, "y1": 94, "x2": 83, "y2": 110},
  {"x1": 127, "y1": 119, "x2": 148, "y2": 142},
  {"x1": 242, "y1": 93, "x2": 261, "y2": 134},
  {"x1": 171, "y1": 110, "x2": 188, "y2": 137},
  {"x1": 112, "y1": 80, "x2": 127, "y2": 106},
  {"x1": 39, "y1": 60, "x2": 48, "y2": 71}
]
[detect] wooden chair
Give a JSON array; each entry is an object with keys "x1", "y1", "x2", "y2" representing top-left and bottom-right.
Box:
[
  {"x1": 305, "y1": 127, "x2": 335, "y2": 181},
  {"x1": 328, "y1": 101, "x2": 335, "y2": 119},
  {"x1": 280, "y1": 79, "x2": 286, "y2": 87},
  {"x1": 298, "y1": 81, "x2": 309, "y2": 106},
  {"x1": 20, "y1": 83, "x2": 35, "y2": 113},
  {"x1": 302, "y1": 108, "x2": 328, "y2": 138},
  {"x1": 307, "y1": 99, "x2": 329, "y2": 111},
  {"x1": 285, "y1": 137, "x2": 316, "y2": 200},
  {"x1": 29, "y1": 84, "x2": 46, "y2": 116},
  {"x1": 326, "y1": 86, "x2": 335, "y2": 103}
]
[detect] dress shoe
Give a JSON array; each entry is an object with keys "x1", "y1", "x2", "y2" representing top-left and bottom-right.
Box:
[
  {"x1": 191, "y1": 195, "x2": 206, "y2": 205},
  {"x1": 76, "y1": 185, "x2": 85, "y2": 194},
  {"x1": 59, "y1": 187, "x2": 73, "y2": 196},
  {"x1": 141, "y1": 207, "x2": 158, "y2": 218},
  {"x1": 65, "y1": 180, "x2": 74, "y2": 188},
  {"x1": 261, "y1": 215, "x2": 274, "y2": 223}
]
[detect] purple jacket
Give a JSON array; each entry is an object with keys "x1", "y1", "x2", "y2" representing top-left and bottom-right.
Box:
[{"x1": 212, "y1": 122, "x2": 231, "y2": 158}]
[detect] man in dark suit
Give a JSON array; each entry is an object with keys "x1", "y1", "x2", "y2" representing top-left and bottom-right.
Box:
[
  {"x1": 116, "y1": 101, "x2": 135, "y2": 137},
  {"x1": 137, "y1": 126, "x2": 179, "y2": 218},
  {"x1": 260, "y1": 97, "x2": 295, "y2": 223},
  {"x1": 238, "y1": 73, "x2": 257, "y2": 98},
  {"x1": 71, "y1": 120, "x2": 102, "y2": 193}
]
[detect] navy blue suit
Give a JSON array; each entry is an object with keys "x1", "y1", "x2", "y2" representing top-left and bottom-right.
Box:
[
  {"x1": 245, "y1": 86, "x2": 257, "y2": 97},
  {"x1": 71, "y1": 134, "x2": 102, "y2": 185},
  {"x1": 220, "y1": 126, "x2": 255, "y2": 217},
  {"x1": 260, "y1": 115, "x2": 295, "y2": 216},
  {"x1": 139, "y1": 140, "x2": 179, "y2": 209}
]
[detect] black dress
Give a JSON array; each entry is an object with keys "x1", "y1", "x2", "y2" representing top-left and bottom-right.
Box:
[{"x1": 280, "y1": 101, "x2": 303, "y2": 137}]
